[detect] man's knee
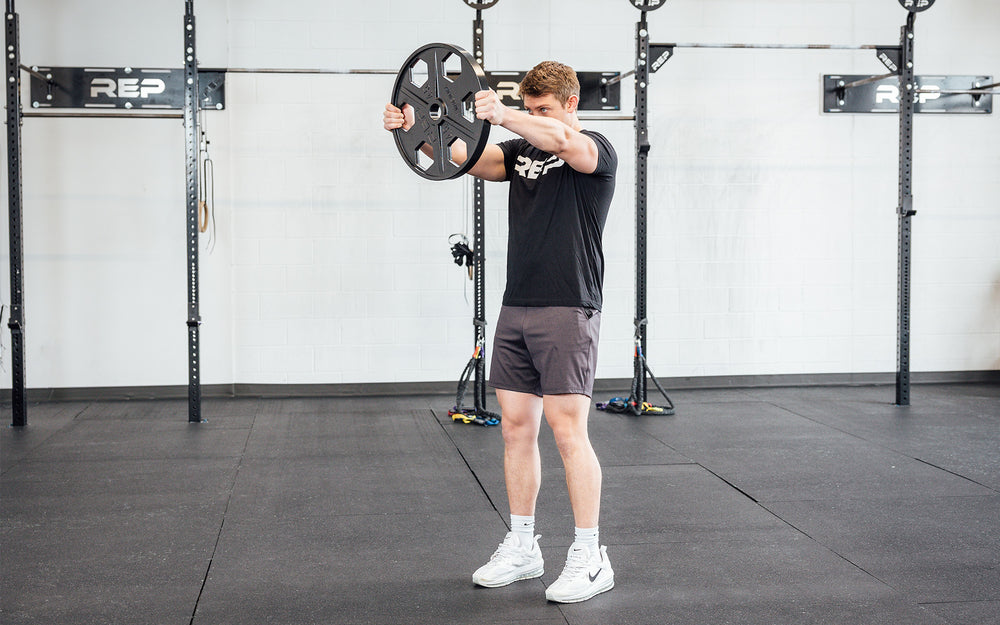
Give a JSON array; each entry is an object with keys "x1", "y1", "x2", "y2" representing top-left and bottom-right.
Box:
[
  {"x1": 547, "y1": 416, "x2": 590, "y2": 459},
  {"x1": 553, "y1": 421, "x2": 592, "y2": 455},
  {"x1": 498, "y1": 392, "x2": 543, "y2": 447},
  {"x1": 502, "y1": 416, "x2": 539, "y2": 448}
]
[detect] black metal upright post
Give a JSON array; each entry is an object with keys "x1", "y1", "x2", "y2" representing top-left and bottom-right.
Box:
[
  {"x1": 447, "y1": 6, "x2": 499, "y2": 426},
  {"x1": 472, "y1": 9, "x2": 489, "y2": 415},
  {"x1": 184, "y1": 1, "x2": 202, "y2": 422},
  {"x1": 633, "y1": 13, "x2": 651, "y2": 404},
  {"x1": 5, "y1": 0, "x2": 26, "y2": 426},
  {"x1": 895, "y1": 12, "x2": 916, "y2": 406}
]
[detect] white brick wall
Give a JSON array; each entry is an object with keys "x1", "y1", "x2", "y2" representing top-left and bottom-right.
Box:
[{"x1": 1, "y1": 0, "x2": 997, "y2": 389}]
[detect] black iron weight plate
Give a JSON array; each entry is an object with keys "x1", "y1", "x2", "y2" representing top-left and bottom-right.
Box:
[
  {"x1": 898, "y1": 0, "x2": 935, "y2": 12},
  {"x1": 392, "y1": 43, "x2": 490, "y2": 181},
  {"x1": 629, "y1": 0, "x2": 668, "y2": 11}
]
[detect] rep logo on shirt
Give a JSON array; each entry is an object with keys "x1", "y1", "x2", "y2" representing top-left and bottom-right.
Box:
[{"x1": 513, "y1": 155, "x2": 565, "y2": 180}]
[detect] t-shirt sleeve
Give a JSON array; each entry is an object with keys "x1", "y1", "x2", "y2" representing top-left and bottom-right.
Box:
[
  {"x1": 497, "y1": 138, "x2": 525, "y2": 182},
  {"x1": 583, "y1": 131, "x2": 617, "y2": 178}
]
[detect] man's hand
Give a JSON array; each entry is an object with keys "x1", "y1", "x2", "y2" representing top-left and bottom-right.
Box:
[
  {"x1": 475, "y1": 89, "x2": 507, "y2": 126},
  {"x1": 383, "y1": 103, "x2": 414, "y2": 131}
]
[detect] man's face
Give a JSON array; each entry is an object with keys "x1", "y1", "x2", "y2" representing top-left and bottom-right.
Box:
[{"x1": 522, "y1": 93, "x2": 577, "y2": 124}]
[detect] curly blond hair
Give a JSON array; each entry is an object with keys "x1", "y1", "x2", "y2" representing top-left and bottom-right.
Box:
[{"x1": 518, "y1": 61, "x2": 580, "y2": 105}]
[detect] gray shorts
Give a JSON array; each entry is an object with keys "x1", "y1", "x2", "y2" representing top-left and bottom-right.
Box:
[{"x1": 489, "y1": 305, "x2": 601, "y2": 398}]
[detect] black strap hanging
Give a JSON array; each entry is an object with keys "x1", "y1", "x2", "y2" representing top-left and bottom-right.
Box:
[
  {"x1": 597, "y1": 320, "x2": 674, "y2": 416},
  {"x1": 448, "y1": 333, "x2": 501, "y2": 426}
]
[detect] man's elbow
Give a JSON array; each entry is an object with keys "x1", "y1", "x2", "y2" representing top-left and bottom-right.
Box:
[
  {"x1": 564, "y1": 142, "x2": 599, "y2": 173},
  {"x1": 550, "y1": 130, "x2": 574, "y2": 155}
]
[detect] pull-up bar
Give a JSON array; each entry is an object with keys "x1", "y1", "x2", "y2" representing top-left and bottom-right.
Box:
[
  {"x1": 839, "y1": 72, "x2": 899, "y2": 91},
  {"x1": 18, "y1": 63, "x2": 48, "y2": 82},
  {"x1": 222, "y1": 67, "x2": 395, "y2": 75},
  {"x1": 921, "y1": 81, "x2": 1000, "y2": 96},
  {"x1": 658, "y1": 42, "x2": 882, "y2": 50},
  {"x1": 23, "y1": 111, "x2": 184, "y2": 119},
  {"x1": 604, "y1": 41, "x2": 894, "y2": 87}
]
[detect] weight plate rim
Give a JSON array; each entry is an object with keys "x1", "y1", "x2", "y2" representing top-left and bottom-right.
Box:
[
  {"x1": 462, "y1": 0, "x2": 500, "y2": 9},
  {"x1": 629, "y1": 0, "x2": 668, "y2": 11},
  {"x1": 898, "y1": 0, "x2": 935, "y2": 12},
  {"x1": 391, "y1": 42, "x2": 491, "y2": 181}
]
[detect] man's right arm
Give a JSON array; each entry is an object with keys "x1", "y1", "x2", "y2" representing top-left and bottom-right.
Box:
[{"x1": 384, "y1": 103, "x2": 506, "y2": 182}]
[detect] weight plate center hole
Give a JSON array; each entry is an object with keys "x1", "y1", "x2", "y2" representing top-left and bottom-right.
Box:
[{"x1": 429, "y1": 100, "x2": 446, "y2": 123}]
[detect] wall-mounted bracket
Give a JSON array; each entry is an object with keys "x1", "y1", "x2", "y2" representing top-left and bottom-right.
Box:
[
  {"x1": 28, "y1": 66, "x2": 225, "y2": 110},
  {"x1": 649, "y1": 44, "x2": 674, "y2": 73},
  {"x1": 825, "y1": 74, "x2": 993, "y2": 113},
  {"x1": 876, "y1": 46, "x2": 902, "y2": 73}
]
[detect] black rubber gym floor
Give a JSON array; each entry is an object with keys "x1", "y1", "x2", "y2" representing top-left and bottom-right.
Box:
[{"x1": 2, "y1": 383, "x2": 998, "y2": 624}]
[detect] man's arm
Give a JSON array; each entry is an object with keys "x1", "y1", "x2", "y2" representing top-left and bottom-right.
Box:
[
  {"x1": 474, "y1": 91, "x2": 599, "y2": 175},
  {"x1": 446, "y1": 141, "x2": 506, "y2": 182},
  {"x1": 383, "y1": 103, "x2": 506, "y2": 182}
]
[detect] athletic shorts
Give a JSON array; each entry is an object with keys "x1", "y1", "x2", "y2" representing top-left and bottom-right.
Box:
[{"x1": 489, "y1": 305, "x2": 601, "y2": 398}]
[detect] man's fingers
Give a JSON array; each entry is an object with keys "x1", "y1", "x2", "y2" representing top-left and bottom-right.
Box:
[
  {"x1": 401, "y1": 103, "x2": 415, "y2": 129},
  {"x1": 474, "y1": 90, "x2": 494, "y2": 108},
  {"x1": 474, "y1": 90, "x2": 504, "y2": 125},
  {"x1": 384, "y1": 103, "x2": 406, "y2": 131}
]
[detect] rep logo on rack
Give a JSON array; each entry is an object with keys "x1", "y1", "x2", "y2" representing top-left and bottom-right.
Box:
[
  {"x1": 877, "y1": 83, "x2": 940, "y2": 105},
  {"x1": 90, "y1": 77, "x2": 166, "y2": 99},
  {"x1": 28, "y1": 67, "x2": 226, "y2": 110},
  {"x1": 81, "y1": 68, "x2": 176, "y2": 108}
]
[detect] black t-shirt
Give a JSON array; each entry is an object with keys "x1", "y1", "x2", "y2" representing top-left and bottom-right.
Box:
[{"x1": 497, "y1": 130, "x2": 617, "y2": 310}]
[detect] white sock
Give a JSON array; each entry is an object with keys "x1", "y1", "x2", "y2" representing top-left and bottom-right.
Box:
[
  {"x1": 510, "y1": 514, "x2": 535, "y2": 547},
  {"x1": 574, "y1": 526, "x2": 599, "y2": 550}
]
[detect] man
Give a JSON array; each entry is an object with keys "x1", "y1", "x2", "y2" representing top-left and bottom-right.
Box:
[{"x1": 384, "y1": 60, "x2": 617, "y2": 604}]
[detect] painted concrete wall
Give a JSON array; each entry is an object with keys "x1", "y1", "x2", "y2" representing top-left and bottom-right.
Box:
[{"x1": 2, "y1": 0, "x2": 997, "y2": 389}]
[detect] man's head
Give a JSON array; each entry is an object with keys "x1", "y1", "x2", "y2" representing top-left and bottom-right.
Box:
[{"x1": 518, "y1": 61, "x2": 581, "y2": 123}]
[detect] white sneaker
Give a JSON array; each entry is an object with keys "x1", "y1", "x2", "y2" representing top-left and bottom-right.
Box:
[
  {"x1": 472, "y1": 533, "x2": 544, "y2": 588},
  {"x1": 545, "y1": 542, "x2": 614, "y2": 603}
]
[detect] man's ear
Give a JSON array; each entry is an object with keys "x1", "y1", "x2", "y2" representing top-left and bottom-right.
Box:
[{"x1": 565, "y1": 94, "x2": 580, "y2": 113}]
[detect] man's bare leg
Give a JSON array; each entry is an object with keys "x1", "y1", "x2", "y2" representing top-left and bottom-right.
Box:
[
  {"x1": 542, "y1": 393, "x2": 601, "y2": 528},
  {"x1": 496, "y1": 389, "x2": 544, "y2": 517},
  {"x1": 471, "y1": 389, "x2": 546, "y2": 588},
  {"x1": 542, "y1": 393, "x2": 613, "y2": 603}
]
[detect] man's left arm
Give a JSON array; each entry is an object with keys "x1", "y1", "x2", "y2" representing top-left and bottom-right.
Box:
[{"x1": 475, "y1": 90, "x2": 599, "y2": 174}]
